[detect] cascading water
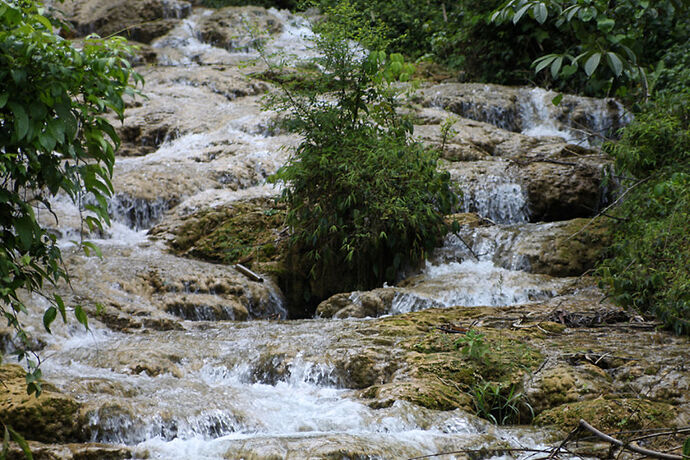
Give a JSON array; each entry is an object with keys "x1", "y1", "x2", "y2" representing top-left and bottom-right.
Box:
[{"x1": 3, "y1": 5, "x2": 627, "y2": 459}]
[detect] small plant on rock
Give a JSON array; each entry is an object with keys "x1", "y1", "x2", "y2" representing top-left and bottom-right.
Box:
[
  {"x1": 454, "y1": 329, "x2": 489, "y2": 361},
  {"x1": 472, "y1": 381, "x2": 533, "y2": 425}
]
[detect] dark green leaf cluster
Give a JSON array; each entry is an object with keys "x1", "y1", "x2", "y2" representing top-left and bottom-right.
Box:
[
  {"x1": 0, "y1": 0, "x2": 140, "y2": 390},
  {"x1": 266, "y1": 2, "x2": 454, "y2": 303},
  {"x1": 597, "y1": 91, "x2": 690, "y2": 334},
  {"x1": 491, "y1": 0, "x2": 688, "y2": 96}
]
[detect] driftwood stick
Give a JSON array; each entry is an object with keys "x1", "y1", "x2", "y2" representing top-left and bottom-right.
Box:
[
  {"x1": 546, "y1": 424, "x2": 581, "y2": 459},
  {"x1": 234, "y1": 263, "x2": 264, "y2": 283},
  {"x1": 578, "y1": 419, "x2": 683, "y2": 460}
]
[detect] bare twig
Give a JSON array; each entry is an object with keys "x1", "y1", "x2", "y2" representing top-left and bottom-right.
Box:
[{"x1": 547, "y1": 424, "x2": 581, "y2": 459}]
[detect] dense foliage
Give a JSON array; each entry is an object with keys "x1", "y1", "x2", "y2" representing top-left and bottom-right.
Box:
[
  {"x1": 0, "y1": 0, "x2": 140, "y2": 390},
  {"x1": 266, "y1": 2, "x2": 454, "y2": 304},
  {"x1": 492, "y1": 0, "x2": 688, "y2": 96},
  {"x1": 597, "y1": 91, "x2": 689, "y2": 334}
]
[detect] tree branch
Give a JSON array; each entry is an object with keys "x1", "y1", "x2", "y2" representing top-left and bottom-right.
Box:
[{"x1": 578, "y1": 419, "x2": 684, "y2": 460}]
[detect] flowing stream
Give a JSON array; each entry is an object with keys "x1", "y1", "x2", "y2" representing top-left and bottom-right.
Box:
[{"x1": 5, "y1": 5, "x2": 632, "y2": 459}]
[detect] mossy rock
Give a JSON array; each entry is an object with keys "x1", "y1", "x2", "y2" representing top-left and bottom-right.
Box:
[
  {"x1": 171, "y1": 198, "x2": 286, "y2": 270},
  {"x1": 363, "y1": 380, "x2": 473, "y2": 411},
  {"x1": 534, "y1": 397, "x2": 677, "y2": 432},
  {"x1": 0, "y1": 364, "x2": 82, "y2": 443}
]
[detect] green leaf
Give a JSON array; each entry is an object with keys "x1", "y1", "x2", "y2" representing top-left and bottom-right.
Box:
[
  {"x1": 560, "y1": 64, "x2": 578, "y2": 77},
  {"x1": 513, "y1": 4, "x2": 531, "y2": 24},
  {"x1": 3, "y1": 425, "x2": 9, "y2": 460},
  {"x1": 550, "y1": 56, "x2": 563, "y2": 78},
  {"x1": 43, "y1": 307, "x2": 57, "y2": 333},
  {"x1": 606, "y1": 52, "x2": 623, "y2": 77},
  {"x1": 7, "y1": 426, "x2": 32, "y2": 460},
  {"x1": 33, "y1": 13, "x2": 53, "y2": 31},
  {"x1": 682, "y1": 436, "x2": 690, "y2": 459},
  {"x1": 534, "y1": 3, "x2": 548, "y2": 24},
  {"x1": 74, "y1": 305, "x2": 89, "y2": 330},
  {"x1": 551, "y1": 93, "x2": 563, "y2": 106},
  {"x1": 54, "y1": 294, "x2": 67, "y2": 322},
  {"x1": 596, "y1": 17, "x2": 615, "y2": 33},
  {"x1": 534, "y1": 55, "x2": 557, "y2": 74},
  {"x1": 8, "y1": 102, "x2": 29, "y2": 141},
  {"x1": 584, "y1": 53, "x2": 601, "y2": 76},
  {"x1": 14, "y1": 214, "x2": 34, "y2": 251},
  {"x1": 0, "y1": 93, "x2": 8, "y2": 109}
]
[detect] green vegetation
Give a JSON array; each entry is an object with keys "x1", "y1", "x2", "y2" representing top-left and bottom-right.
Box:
[
  {"x1": 1, "y1": 0, "x2": 140, "y2": 390},
  {"x1": 454, "y1": 329, "x2": 489, "y2": 361},
  {"x1": 265, "y1": 2, "x2": 455, "y2": 306},
  {"x1": 308, "y1": 0, "x2": 687, "y2": 96},
  {"x1": 597, "y1": 91, "x2": 689, "y2": 335},
  {"x1": 491, "y1": 0, "x2": 687, "y2": 97},
  {"x1": 472, "y1": 381, "x2": 532, "y2": 425},
  {"x1": 202, "y1": 0, "x2": 298, "y2": 8}
]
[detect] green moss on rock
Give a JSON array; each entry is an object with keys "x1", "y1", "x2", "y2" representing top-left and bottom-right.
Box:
[
  {"x1": 0, "y1": 364, "x2": 82, "y2": 443},
  {"x1": 534, "y1": 397, "x2": 677, "y2": 432},
  {"x1": 171, "y1": 198, "x2": 286, "y2": 269}
]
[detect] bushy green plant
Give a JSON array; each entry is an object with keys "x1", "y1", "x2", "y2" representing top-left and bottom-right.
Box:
[
  {"x1": 472, "y1": 381, "x2": 532, "y2": 425},
  {"x1": 265, "y1": 1, "x2": 454, "y2": 305},
  {"x1": 597, "y1": 91, "x2": 690, "y2": 335},
  {"x1": 1, "y1": 0, "x2": 140, "y2": 390}
]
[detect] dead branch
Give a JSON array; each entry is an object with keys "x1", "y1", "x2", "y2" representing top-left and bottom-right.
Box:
[
  {"x1": 578, "y1": 419, "x2": 684, "y2": 460},
  {"x1": 234, "y1": 263, "x2": 264, "y2": 283},
  {"x1": 407, "y1": 447, "x2": 556, "y2": 460}
]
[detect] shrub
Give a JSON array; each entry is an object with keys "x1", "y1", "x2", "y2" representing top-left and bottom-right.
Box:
[
  {"x1": 598, "y1": 91, "x2": 690, "y2": 335},
  {"x1": 265, "y1": 2, "x2": 455, "y2": 306}
]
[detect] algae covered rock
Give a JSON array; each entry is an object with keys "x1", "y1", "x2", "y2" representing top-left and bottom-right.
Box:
[
  {"x1": 62, "y1": 0, "x2": 191, "y2": 43},
  {"x1": 6, "y1": 441, "x2": 132, "y2": 460},
  {"x1": 197, "y1": 6, "x2": 283, "y2": 51},
  {"x1": 523, "y1": 363, "x2": 612, "y2": 415},
  {"x1": 511, "y1": 217, "x2": 612, "y2": 276},
  {"x1": 534, "y1": 397, "x2": 677, "y2": 433},
  {"x1": 0, "y1": 365, "x2": 83, "y2": 443}
]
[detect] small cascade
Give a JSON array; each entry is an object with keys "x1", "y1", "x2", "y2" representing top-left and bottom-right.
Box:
[
  {"x1": 107, "y1": 194, "x2": 171, "y2": 231},
  {"x1": 518, "y1": 87, "x2": 632, "y2": 146},
  {"x1": 391, "y1": 260, "x2": 568, "y2": 313},
  {"x1": 37, "y1": 322, "x2": 551, "y2": 458},
  {"x1": 457, "y1": 174, "x2": 530, "y2": 224},
  {"x1": 428, "y1": 83, "x2": 631, "y2": 146}
]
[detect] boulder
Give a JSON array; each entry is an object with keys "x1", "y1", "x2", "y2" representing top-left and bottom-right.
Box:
[
  {"x1": 510, "y1": 217, "x2": 611, "y2": 276},
  {"x1": 61, "y1": 0, "x2": 191, "y2": 43},
  {"x1": 534, "y1": 397, "x2": 677, "y2": 433},
  {"x1": 522, "y1": 362, "x2": 612, "y2": 415},
  {"x1": 417, "y1": 82, "x2": 630, "y2": 139},
  {"x1": 6, "y1": 442, "x2": 132, "y2": 460},
  {"x1": 197, "y1": 6, "x2": 283, "y2": 51},
  {"x1": 0, "y1": 365, "x2": 82, "y2": 443}
]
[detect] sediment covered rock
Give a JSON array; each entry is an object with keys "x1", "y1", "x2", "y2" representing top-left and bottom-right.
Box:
[
  {"x1": 0, "y1": 365, "x2": 82, "y2": 443},
  {"x1": 61, "y1": 0, "x2": 191, "y2": 42}
]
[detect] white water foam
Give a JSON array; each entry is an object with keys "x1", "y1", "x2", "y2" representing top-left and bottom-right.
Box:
[
  {"x1": 458, "y1": 175, "x2": 530, "y2": 224},
  {"x1": 390, "y1": 260, "x2": 566, "y2": 314}
]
